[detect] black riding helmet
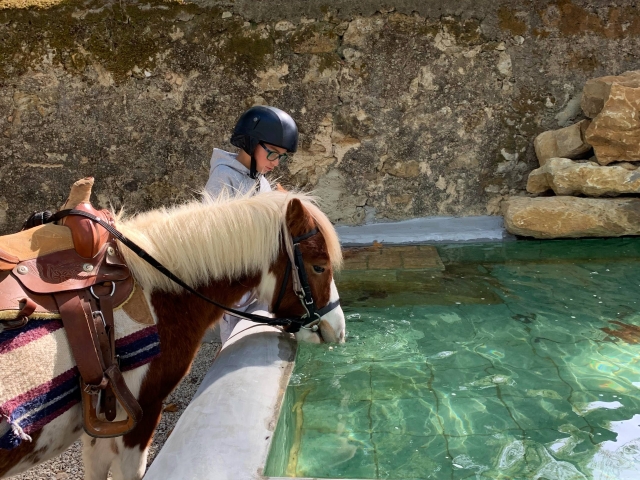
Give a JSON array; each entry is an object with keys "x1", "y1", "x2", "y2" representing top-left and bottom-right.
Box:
[{"x1": 230, "y1": 106, "x2": 298, "y2": 179}]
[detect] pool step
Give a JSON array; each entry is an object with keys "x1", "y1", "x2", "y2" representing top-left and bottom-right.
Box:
[
  {"x1": 338, "y1": 244, "x2": 446, "y2": 291},
  {"x1": 336, "y1": 244, "x2": 503, "y2": 307},
  {"x1": 341, "y1": 243, "x2": 444, "y2": 271}
]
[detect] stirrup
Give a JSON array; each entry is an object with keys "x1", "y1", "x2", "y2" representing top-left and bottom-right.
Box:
[{"x1": 80, "y1": 366, "x2": 143, "y2": 438}]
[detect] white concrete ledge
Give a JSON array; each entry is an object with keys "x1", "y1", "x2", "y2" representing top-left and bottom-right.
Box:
[
  {"x1": 144, "y1": 320, "x2": 297, "y2": 480},
  {"x1": 335, "y1": 215, "x2": 511, "y2": 245}
]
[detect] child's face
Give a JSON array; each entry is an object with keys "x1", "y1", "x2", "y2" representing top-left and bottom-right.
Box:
[{"x1": 255, "y1": 143, "x2": 289, "y2": 174}]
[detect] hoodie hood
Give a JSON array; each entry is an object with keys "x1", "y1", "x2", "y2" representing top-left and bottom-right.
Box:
[
  {"x1": 209, "y1": 148, "x2": 249, "y2": 177},
  {"x1": 204, "y1": 148, "x2": 272, "y2": 198}
]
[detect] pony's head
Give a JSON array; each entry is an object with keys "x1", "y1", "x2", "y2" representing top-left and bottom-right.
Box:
[{"x1": 264, "y1": 196, "x2": 345, "y2": 344}]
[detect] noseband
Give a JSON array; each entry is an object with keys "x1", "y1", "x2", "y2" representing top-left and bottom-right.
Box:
[
  {"x1": 273, "y1": 227, "x2": 341, "y2": 333},
  {"x1": 42, "y1": 209, "x2": 340, "y2": 334}
]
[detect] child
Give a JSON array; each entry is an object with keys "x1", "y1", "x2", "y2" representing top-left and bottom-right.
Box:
[
  {"x1": 205, "y1": 105, "x2": 298, "y2": 197},
  {"x1": 205, "y1": 105, "x2": 299, "y2": 343}
]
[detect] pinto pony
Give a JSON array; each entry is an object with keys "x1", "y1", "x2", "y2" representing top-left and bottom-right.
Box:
[{"x1": 0, "y1": 191, "x2": 345, "y2": 479}]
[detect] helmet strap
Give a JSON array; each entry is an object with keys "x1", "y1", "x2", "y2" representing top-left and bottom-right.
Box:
[{"x1": 249, "y1": 154, "x2": 258, "y2": 179}]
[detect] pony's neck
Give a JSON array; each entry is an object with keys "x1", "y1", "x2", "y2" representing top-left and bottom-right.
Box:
[{"x1": 115, "y1": 197, "x2": 285, "y2": 293}]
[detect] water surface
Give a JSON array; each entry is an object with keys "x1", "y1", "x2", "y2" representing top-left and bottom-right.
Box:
[{"x1": 266, "y1": 239, "x2": 640, "y2": 479}]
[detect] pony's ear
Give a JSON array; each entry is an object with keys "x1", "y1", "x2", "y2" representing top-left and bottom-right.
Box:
[{"x1": 286, "y1": 198, "x2": 313, "y2": 237}]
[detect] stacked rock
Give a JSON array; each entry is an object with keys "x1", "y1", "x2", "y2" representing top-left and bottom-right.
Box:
[{"x1": 504, "y1": 71, "x2": 640, "y2": 239}]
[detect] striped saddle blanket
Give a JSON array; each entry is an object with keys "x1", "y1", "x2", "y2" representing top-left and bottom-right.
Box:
[{"x1": 0, "y1": 286, "x2": 160, "y2": 450}]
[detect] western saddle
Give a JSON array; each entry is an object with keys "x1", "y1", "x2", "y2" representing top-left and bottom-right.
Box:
[{"x1": 0, "y1": 178, "x2": 142, "y2": 438}]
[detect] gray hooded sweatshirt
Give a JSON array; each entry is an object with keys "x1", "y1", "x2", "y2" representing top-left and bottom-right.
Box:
[
  {"x1": 203, "y1": 148, "x2": 272, "y2": 342},
  {"x1": 204, "y1": 148, "x2": 271, "y2": 198}
]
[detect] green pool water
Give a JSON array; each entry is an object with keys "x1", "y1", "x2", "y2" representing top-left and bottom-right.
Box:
[{"x1": 265, "y1": 238, "x2": 640, "y2": 479}]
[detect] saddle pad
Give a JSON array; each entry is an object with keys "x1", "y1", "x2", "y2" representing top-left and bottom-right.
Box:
[{"x1": 0, "y1": 286, "x2": 160, "y2": 450}]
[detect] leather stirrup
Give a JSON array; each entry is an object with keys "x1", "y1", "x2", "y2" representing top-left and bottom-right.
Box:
[{"x1": 81, "y1": 366, "x2": 143, "y2": 438}]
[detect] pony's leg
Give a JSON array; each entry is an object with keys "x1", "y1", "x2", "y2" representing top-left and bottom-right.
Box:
[
  {"x1": 111, "y1": 401, "x2": 163, "y2": 480},
  {"x1": 109, "y1": 437, "x2": 149, "y2": 480},
  {"x1": 82, "y1": 434, "x2": 118, "y2": 480}
]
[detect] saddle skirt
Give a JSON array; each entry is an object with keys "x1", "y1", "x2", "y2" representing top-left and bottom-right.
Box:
[
  {"x1": 0, "y1": 282, "x2": 160, "y2": 450},
  {"x1": 0, "y1": 221, "x2": 132, "y2": 322},
  {"x1": 0, "y1": 216, "x2": 160, "y2": 449}
]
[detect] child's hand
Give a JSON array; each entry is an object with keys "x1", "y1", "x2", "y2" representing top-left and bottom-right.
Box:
[{"x1": 276, "y1": 183, "x2": 288, "y2": 192}]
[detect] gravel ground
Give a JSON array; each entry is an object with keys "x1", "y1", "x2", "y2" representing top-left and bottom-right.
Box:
[{"x1": 9, "y1": 340, "x2": 222, "y2": 480}]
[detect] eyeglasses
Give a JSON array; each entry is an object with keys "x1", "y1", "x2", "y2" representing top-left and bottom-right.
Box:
[{"x1": 260, "y1": 142, "x2": 291, "y2": 162}]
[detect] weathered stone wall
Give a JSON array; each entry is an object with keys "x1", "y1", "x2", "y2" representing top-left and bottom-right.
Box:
[{"x1": 1, "y1": 0, "x2": 639, "y2": 234}]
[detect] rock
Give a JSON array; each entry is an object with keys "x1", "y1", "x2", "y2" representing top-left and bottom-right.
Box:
[
  {"x1": 585, "y1": 83, "x2": 640, "y2": 165},
  {"x1": 504, "y1": 196, "x2": 640, "y2": 238},
  {"x1": 497, "y1": 51, "x2": 512, "y2": 77},
  {"x1": 314, "y1": 169, "x2": 367, "y2": 224},
  {"x1": 291, "y1": 23, "x2": 340, "y2": 54},
  {"x1": 342, "y1": 17, "x2": 383, "y2": 48},
  {"x1": 534, "y1": 120, "x2": 591, "y2": 166},
  {"x1": 555, "y1": 94, "x2": 583, "y2": 127},
  {"x1": 526, "y1": 157, "x2": 640, "y2": 196},
  {"x1": 0, "y1": 197, "x2": 7, "y2": 229},
  {"x1": 615, "y1": 162, "x2": 639, "y2": 171},
  {"x1": 382, "y1": 159, "x2": 421, "y2": 178},
  {"x1": 581, "y1": 70, "x2": 640, "y2": 118}
]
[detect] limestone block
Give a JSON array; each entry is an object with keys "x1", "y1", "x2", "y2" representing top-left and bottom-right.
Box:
[
  {"x1": 382, "y1": 160, "x2": 421, "y2": 178},
  {"x1": 581, "y1": 70, "x2": 640, "y2": 118},
  {"x1": 342, "y1": 17, "x2": 383, "y2": 48},
  {"x1": 291, "y1": 30, "x2": 338, "y2": 54},
  {"x1": 314, "y1": 169, "x2": 367, "y2": 224},
  {"x1": 533, "y1": 120, "x2": 591, "y2": 166},
  {"x1": 526, "y1": 157, "x2": 640, "y2": 196},
  {"x1": 585, "y1": 84, "x2": 640, "y2": 165},
  {"x1": 504, "y1": 196, "x2": 640, "y2": 238},
  {"x1": 614, "y1": 162, "x2": 639, "y2": 171}
]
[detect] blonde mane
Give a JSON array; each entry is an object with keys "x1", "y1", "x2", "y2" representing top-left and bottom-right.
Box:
[{"x1": 114, "y1": 191, "x2": 342, "y2": 292}]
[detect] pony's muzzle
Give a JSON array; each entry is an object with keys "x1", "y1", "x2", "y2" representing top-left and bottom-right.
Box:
[{"x1": 318, "y1": 318, "x2": 341, "y2": 343}]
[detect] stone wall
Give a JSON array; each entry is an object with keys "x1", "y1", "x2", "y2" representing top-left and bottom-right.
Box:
[{"x1": 1, "y1": 0, "x2": 639, "y2": 234}]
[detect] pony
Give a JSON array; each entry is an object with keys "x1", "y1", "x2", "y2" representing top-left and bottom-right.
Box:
[{"x1": 0, "y1": 190, "x2": 345, "y2": 479}]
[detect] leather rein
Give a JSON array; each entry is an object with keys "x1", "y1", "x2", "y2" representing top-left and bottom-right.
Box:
[{"x1": 45, "y1": 209, "x2": 340, "y2": 334}]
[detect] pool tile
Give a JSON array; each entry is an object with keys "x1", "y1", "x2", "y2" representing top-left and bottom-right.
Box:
[
  {"x1": 300, "y1": 368, "x2": 373, "y2": 403},
  {"x1": 370, "y1": 398, "x2": 441, "y2": 437},
  {"x1": 558, "y1": 366, "x2": 635, "y2": 395},
  {"x1": 493, "y1": 366, "x2": 573, "y2": 399},
  {"x1": 445, "y1": 434, "x2": 512, "y2": 478},
  {"x1": 445, "y1": 431, "x2": 594, "y2": 479},
  {"x1": 475, "y1": 340, "x2": 561, "y2": 371},
  {"x1": 301, "y1": 398, "x2": 372, "y2": 434},
  {"x1": 373, "y1": 433, "x2": 452, "y2": 480},
  {"x1": 435, "y1": 396, "x2": 520, "y2": 435},
  {"x1": 400, "y1": 247, "x2": 444, "y2": 271},
  {"x1": 427, "y1": 349, "x2": 493, "y2": 371},
  {"x1": 429, "y1": 366, "x2": 507, "y2": 398},
  {"x1": 370, "y1": 363, "x2": 432, "y2": 400},
  {"x1": 500, "y1": 394, "x2": 589, "y2": 432},
  {"x1": 368, "y1": 250, "x2": 403, "y2": 270},
  {"x1": 294, "y1": 429, "x2": 377, "y2": 479}
]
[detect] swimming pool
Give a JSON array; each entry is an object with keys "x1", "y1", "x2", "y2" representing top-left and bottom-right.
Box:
[{"x1": 265, "y1": 238, "x2": 640, "y2": 479}]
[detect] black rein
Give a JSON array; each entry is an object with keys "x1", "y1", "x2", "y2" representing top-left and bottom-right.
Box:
[{"x1": 44, "y1": 209, "x2": 338, "y2": 333}]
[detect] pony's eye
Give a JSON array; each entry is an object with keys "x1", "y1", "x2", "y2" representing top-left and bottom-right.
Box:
[{"x1": 313, "y1": 265, "x2": 325, "y2": 273}]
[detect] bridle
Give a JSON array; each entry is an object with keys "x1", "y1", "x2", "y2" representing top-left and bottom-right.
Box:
[
  {"x1": 43, "y1": 209, "x2": 341, "y2": 334},
  {"x1": 273, "y1": 224, "x2": 341, "y2": 333}
]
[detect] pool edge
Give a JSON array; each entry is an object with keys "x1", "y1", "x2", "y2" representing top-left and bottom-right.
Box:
[{"x1": 143, "y1": 320, "x2": 297, "y2": 480}]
